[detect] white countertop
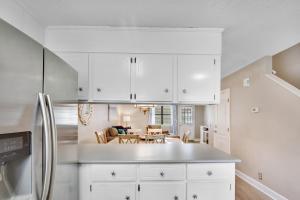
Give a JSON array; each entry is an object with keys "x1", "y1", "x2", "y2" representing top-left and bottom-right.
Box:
[{"x1": 78, "y1": 143, "x2": 240, "y2": 164}]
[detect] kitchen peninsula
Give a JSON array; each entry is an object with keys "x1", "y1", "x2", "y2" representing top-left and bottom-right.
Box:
[{"x1": 79, "y1": 144, "x2": 240, "y2": 200}]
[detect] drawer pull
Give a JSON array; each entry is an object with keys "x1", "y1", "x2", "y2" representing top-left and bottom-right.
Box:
[
  {"x1": 192, "y1": 194, "x2": 198, "y2": 199},
  {"x1": 207, "y1": 170, "x2": 213, "y2": 176},
  {"x1": 111, "y1": 171, "x2": 116, "y2": 176},
  {"x1": 160, "y1": 171, "x2": 165, "y2": 177},
  {"x1": 125, "y1": 196, "x2": 130, "y2": 200},
  {"x1": 174, "y1": 195, "x2": 179, "y2": 200}
]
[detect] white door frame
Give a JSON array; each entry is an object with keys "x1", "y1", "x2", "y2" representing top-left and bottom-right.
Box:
[{"x1": 214, "y1": 88, "x2": 231, "y2": 154}]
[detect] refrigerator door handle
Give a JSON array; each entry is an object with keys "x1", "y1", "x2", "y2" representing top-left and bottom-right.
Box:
[
  {"x1": 38, "y1": 93, "x2": 52, "y2": 200},
  {"x1": 45, "y1": 94, "x2": 58, "y2": 200}
]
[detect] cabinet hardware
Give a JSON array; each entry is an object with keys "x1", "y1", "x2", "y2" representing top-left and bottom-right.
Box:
[
  {"x1": 192, "y1": 194, "x2": 198, "y2": 199},
  {"x1": 79, "y1": 87, "x2": 83, "y2": 92},
  {"x1": 207, "y1": 170, "x2": 213, "y2": 176},
  {"x1": 134, "y1": 94, "x2": 136, "y2": 99},
  {"x1": 214, "y1": 58, "x2": 216, "y2": 65},
  {"x1": 130, "y1": 93, "x2": 132, "y2": 100},
  {"x1": 90, "y1": 184, "x2": 92, "y2": 192},
  {"x1": 125, "y1": 196, "x2": 130, "y2": 200},
  {"x1": 164, "y1": 88, "x2": 169, "y2": 93},
  {"x1": 230, "y1": 184, "x2": 232, "y2": 191},
  {"x1": 97, "y1": 88, "x2": 101, "y2": 92},
  {"x1": 130, "y1": 57, "x2": 133, "y2": 63},
  {"x1": 111, "y1": 171, "x2": 116, "y2": 176},
  {"x1": 214, "y1": 94, "x2": 216, "y2": 100},
  {"x1": 160, "y1": 171, "x2": 165, "y2": 177},
  {"x1": 182, "y1": 89, "x2": 187, "y2": 94},
  {"x1": 138, "y1": 184, "x2": 140, "y2": 192},
  {"x1": 134, "y1": 57, "x2": 137, "y2": 63},
  {"x1": 174, "y1": 196, "x2": 179, "y2": 200}
]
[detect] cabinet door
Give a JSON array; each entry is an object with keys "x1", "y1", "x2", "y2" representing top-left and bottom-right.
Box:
[
  {"x1": 178, "y1": 55, "x2": 220, "y2": 103},
  {"x1": 91, "y1": 183, "x2": 136, "y2": 200},
  {"x1": 139, "y1": 182, "x2": 185, "y2": 200},
  {"x1": 57, "y1": 53, "x2": 89, "y2": 100},
  {"x1": 134, "y1": 55, "x2": 174, "y2": 102},
  {"x1": 90, "y1": 54, "x2": 132, "y2": 101},
  {"x1": 187, "y1": 181, "x2": 233, "y2": 200}
]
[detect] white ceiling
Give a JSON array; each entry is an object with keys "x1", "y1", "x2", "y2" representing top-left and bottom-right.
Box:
[{"x1": 16, "y1": 0, "x2": 300, "y2": 77}]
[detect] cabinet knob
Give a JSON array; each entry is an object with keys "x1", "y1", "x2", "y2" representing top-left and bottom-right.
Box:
[
  {"x1": 78, "y1": 87, "x2": 83, "y2": 92},
  {"x1": 182, "y1": 89, "x2": 187, "y2": 94},
  {"x1": 164, "y1": 88, "x2": 169, "y2": 93},
  {"x1": 174, "y1": 195, "x2": 179, "y2": 200},
  {"x1": 207, "y1": 170, "x2": 213, "y2": 176},
  {"x1": 192, "y1": 194, "x2": 198, "y2": 199},
  {"x1": 160, "y1": 171, "x2": 165, "y2": 177},
  {"x1": 97, "y1": 88, "x2": 101, "y2": 92},
  {"x1": 111, "y1": 171, "x2": 116, "y2": 176},
  {"x1": 125, "y1": 196, "x2": 130, "y2": 200}
]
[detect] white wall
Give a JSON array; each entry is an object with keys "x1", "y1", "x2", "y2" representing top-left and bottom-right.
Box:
[{"x1": 0, "y1": 0, "x2": 45, "y2": 44}]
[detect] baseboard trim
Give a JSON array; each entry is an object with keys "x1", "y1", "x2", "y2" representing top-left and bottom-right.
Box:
[{"x1": 236, "y1": 170, "x2": 288, "y2": 200}]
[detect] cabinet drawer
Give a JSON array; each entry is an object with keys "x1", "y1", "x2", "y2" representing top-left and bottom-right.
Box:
[
  {"x1": 91, "y1": 183, "x2": 136, "y2": 200},
  {"x1": 140, "y1": 164, "x2": 186, "y2": 181},
  {"x1": 187, "y1": 163, "x2": 234, "y2": 180},
  {"x1": 90, "y1": 164, "x2": 137, "y2": 181}
]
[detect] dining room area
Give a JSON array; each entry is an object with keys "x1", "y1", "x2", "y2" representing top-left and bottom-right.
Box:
[{"x1": 77, "y1": 103, "x2": 207, "y2": 145}]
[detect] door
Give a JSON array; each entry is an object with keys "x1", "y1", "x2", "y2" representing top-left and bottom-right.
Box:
[
  {"x1": 178, "y1": 55, "x2": 220, "y2": 103},
  {"x1": 0, "y1": 19, "x2": 44, "y2": 199},
  {"x1": 44, "y1": 49, "x2": 78, "y2": 103},
  {"x1": 91, "y1": 183, "x2": 136, "y2": 200},
  {"x1": 178, "y1": 105, "x2": 195, "y2": 139},
  {"x1": 44, "y1": 49, "x2": 79, "y2": 200},
  {"x1": 90, "y1": 53, "x2": 132, "y2": 102},
  {"x1": 139, "y1": 182, "x2": 185, "y2": 200},
  {"x1": 134, "y1": 55, "x2": 174, "y2": 102},
  {"x1": 214, "y1": 89, "x2": 230, "y2": 154},
  {"x1": 56, "y1": 53, "x2": 89, "y2": 100},
  {"x1": 187, "y1": 181, "x2": 233, "y2": 200}
]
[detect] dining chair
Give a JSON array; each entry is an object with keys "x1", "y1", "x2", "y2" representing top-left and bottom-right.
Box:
[
  {"x1": 147, "y1": 128, "x2": 163, "y2": 135},
  {"x1": 95, "y1": 131, "x2": 107, "y2": 144},
  {"x1": 145, "y1": 134, "x2": 166, "y2": 144},
  {"x1": 118, "y1": 134, "x2": 140, "y2": 144}
]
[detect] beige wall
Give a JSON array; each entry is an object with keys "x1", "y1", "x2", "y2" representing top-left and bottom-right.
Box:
[
  {"x1": 222, "y1": 57, "x2": 300, "y2": 200},
  {"x1": 273, "y1": 43, "x2": 300, "y2": 89}
]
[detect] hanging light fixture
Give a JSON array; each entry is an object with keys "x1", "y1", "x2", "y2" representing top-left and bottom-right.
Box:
[{"x1": 134, "y1": 104, "x2": 154, "y2": 115}]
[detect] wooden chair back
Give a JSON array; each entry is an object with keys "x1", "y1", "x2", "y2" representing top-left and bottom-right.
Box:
[
  {"x1": 119, "y1": 135, "x2": 140, "y2": 144},
  {"x1": 147, "y1": 128, "x2": 163, "y2": 135},
  {"x1": 145, "y1": 134, "x2": 166, "y2": 144},
  {"x1": 95, "y1": 131, "x2": 107, "y2": 144},
  {"x1": 182, "y1": 133, "x2": 189, "y2": 143}
]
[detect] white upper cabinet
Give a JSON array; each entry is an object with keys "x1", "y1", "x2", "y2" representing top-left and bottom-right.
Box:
[
  {"x1": 90, "y1": 54, "x2": 132, "y2": 102},
  {"x1": 133, "y1": 55, "x2": 174, "y2": 102},
  {"x1": 178, "y1": 55, "x2": 221, "y2": 104},
  {"x1": 56, "y1": 52, "x2": 89, "y2": 100}
]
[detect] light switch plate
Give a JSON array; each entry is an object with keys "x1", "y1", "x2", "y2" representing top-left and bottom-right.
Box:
[{"x1": 243, "y1": 77, "x2": 250, "y2": 87}]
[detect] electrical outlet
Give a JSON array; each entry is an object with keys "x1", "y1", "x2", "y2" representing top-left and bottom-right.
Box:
[{"x1": 258, "y1": 172, "x2": 263, "y2": 180}]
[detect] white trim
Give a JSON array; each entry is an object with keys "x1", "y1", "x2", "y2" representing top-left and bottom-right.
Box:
[
  {"x1": 236, "y1": 170, "x2": 288, "y2": 200},
  {"x1": 46, "y1": 26, "x2": 224, "y2": 33},
  {"x1": 266, "y1": 74, "x2": 300, "y2": 98}
]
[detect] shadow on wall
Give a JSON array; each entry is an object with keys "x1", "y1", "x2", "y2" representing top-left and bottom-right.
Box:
[{"x1": 272, "y1": 43, "x2": 300, "y2": 89}]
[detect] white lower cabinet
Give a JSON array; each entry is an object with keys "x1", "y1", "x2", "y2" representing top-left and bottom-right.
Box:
[
  {"x1": 139, "y1": 182, "x2": 185, "y2": 200},
  {"x1": 80, "y1": 163, "x2": 235, "y2": 200},
  {"x1": 187, "y1": 181, "x2": 233, "y2": 200}
]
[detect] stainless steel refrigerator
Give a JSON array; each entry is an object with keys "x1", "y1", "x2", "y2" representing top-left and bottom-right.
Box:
[{"x1": 0, "y1": 18, "x2": 79, "y2": 200}]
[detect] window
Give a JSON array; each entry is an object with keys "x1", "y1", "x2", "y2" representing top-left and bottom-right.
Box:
[
  {"x1": 181, "y1": 106, "x2": 193, "y2": 124},
  {"x1": 151, "y1": 105, "x2": 173, "y2": 125}
]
